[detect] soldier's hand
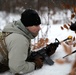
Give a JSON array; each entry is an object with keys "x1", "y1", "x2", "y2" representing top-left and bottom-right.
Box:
[{"x1": 34, "y1": 56, "x2": 43, "y2": 69}]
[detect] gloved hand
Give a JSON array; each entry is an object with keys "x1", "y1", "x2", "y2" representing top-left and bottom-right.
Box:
[
  {"x1": 34, "y1": 55, "x2": 43, "y2": 69},
  {"x1": 26, "y1": 52, "x2": 43, "y2": 69},
  {"x1": 46, "y1": 42, "x2": 59, "y2": 56}
]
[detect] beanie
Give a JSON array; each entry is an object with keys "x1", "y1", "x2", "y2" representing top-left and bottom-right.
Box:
[
  {"x1": 70, "y1": 22, "x2": 76, "y2": 31},
  {"x1": 21, "y1": 9, "x2": 41, "y2": 27}
]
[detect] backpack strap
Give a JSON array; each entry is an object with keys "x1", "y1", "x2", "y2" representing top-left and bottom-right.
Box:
[{"x1": 0, "y1": 32, "x2": 11, "y2": 65}]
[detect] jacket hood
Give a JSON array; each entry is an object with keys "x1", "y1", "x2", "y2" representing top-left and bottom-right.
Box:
[{"x1": 2, "y1": 20, "x2": 35, "y2": 40}]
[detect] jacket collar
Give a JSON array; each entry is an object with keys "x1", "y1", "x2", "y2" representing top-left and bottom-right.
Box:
[
  {"x1": 14, "y1": 20, "x2": 35, "y2": 40},
  {"x1": 3, "y1": 20, "x2": 35, "y2": 40}
]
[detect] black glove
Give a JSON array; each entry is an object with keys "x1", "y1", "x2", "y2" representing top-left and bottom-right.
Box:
[
  {"x1": 26, "y1": 52, "x2": 44, "y2": 69},
  {"x1": 34, "y1": 55, "x2": 43, "y2": 69},
  {"x1": 46, "y1": 42, "x2": 59, "y2": 56}
]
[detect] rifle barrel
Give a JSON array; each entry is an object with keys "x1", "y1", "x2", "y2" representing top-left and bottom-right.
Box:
[{"x1": 63, "y1": 50, "x2": 76, "y2": 58}]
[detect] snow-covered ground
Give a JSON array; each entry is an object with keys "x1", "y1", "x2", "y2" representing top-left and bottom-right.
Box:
[
  {"x1": 0, "y1": 25, "x2": 76, "y2": 75},
  {"x1": 25, "y1": 25, "x2": 76, "y2": 75},
  {"x1": 0, "y1": 11, "x2": 76, "y2": 75}
]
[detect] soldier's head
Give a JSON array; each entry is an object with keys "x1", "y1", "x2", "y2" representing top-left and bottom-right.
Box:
[{"x1": 21, "y1": 9, "x2": 41, "y2": 37}]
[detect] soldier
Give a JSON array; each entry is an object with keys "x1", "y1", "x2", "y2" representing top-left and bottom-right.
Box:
[{"x1": 1, "y1": 9, "x2": 58, "y2": 74}]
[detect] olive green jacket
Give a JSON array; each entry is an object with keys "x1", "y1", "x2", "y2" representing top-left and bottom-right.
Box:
[{"x1": 2, "y1": 20, "x2": 35, "y2": 74}]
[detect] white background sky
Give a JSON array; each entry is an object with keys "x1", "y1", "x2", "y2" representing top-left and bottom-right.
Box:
[{"x1": 0, "y1": 10, "x2": 76, "y2": 75}]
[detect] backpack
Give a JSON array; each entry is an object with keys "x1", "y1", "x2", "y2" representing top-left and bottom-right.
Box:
[{"x1": 0, "y1": 32, "x2": 10, "y2": 73}]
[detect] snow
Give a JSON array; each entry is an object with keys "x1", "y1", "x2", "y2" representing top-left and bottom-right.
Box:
[
  {"x1": 25, "y1": 25, "x2": 76, "y2": 75},
  {"x1": 0, "y1": 11, "x2": 76, "y2": 75}
]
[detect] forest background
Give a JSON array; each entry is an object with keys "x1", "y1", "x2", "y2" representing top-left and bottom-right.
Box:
[{"x1": 0, "y1": 0, "x2": 76, "y2": 25}]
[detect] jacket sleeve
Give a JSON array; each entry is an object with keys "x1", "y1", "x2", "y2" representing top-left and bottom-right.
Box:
[{"x1": 5, "y1": 33, "x2": 35, "y2": 74}]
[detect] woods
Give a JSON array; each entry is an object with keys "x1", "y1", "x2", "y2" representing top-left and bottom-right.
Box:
[{"x1": 0, "y1": 0, "x2": 76, "y2": 13}]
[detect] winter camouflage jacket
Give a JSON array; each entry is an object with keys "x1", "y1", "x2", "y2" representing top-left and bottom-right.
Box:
[{"x1": 2, "y1": 20, "x2": 35, "y2": 74}]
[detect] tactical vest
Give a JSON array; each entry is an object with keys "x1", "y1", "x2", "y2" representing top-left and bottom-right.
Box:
[{"x1": 0, "y1": 32, "x2": 11, "y2": 73}]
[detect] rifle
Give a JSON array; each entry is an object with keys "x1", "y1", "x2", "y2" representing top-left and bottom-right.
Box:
[{"x1": 26, "y1": 36, "x2": 72, "y2": 65}]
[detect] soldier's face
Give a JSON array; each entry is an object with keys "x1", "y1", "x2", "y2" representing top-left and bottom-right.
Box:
[{"x1": 27, "y1": 25, "x2": 41, "y2": 37}]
